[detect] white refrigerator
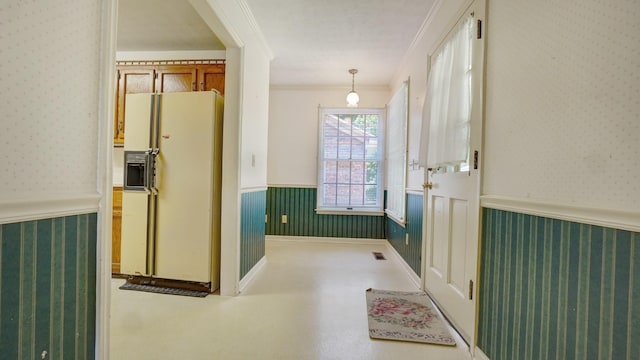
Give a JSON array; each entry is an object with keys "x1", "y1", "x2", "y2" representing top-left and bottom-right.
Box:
[{"x1": 120, "y1": 91, "x2": 223, "y2": 292}]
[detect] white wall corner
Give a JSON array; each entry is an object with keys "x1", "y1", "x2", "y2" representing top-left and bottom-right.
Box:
[
  {"x1": 193, "y1": 0, "x2": 274, "y2": 61},
  {"x1": 190, "y1": 0, "x2": 243, "y2": 48},
  {"x1": 219, "y1": 47, "x2": 243, "y2": 297}
]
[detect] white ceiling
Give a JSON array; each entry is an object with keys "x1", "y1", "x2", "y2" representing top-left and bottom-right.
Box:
[
  {"x1": 117, "y1": 0, "x2": 225, "y2": 51},
  {"x1": 117, "y1": 0, "x2": 437, "y2": 87}
]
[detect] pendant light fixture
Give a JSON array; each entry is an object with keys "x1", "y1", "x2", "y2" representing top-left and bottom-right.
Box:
[{"x1": 346, "y1": 68, "x2": 360, "y2": 107}]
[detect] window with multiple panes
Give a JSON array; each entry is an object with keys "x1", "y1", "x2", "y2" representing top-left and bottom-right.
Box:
[{"x1": 317, "y1": 108, "x2": 385, "y2": 214}]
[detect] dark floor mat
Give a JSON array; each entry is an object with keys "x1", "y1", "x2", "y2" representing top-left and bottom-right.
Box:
[{"x1": 119, "y1": 282, "x2": 209, "y2": 297}]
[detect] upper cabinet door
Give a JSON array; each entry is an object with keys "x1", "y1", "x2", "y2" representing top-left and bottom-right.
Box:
[
  {"x1": 114, "y1": 68, "x2": 155, "y2": 145},
  {"x1": 197, "y1": 64, "x2": 225, "y2": 94},
  {"x1": 155, "y1": 66, "x2": 197, "y2": 93}
]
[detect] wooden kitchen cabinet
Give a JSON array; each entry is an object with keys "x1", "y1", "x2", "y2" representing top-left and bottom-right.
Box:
[
  {"x1": 112, "y1": 186, "x2": 123, "y2": 274},
  {"x1": 155, "y1": 65, "x2": 197, "y2": 93},
  {"x1": 114, "y1": 67, "x2": 155, "y2": 145},
  {"x1": 197, "y1": 64, "x2": 226, "y2": 94},
  {"x1": 113, "y1": 60, "x2": 225, "y2": 146}
]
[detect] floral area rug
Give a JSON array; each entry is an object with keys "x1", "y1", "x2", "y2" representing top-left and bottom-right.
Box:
[{"x1": 365, "y1": 288, "x2": 456, "y2": 346}]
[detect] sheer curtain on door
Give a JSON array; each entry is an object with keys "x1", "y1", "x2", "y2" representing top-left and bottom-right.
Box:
[{"x1": 419, "y1": 16, "x2": 473, "y2": 171}]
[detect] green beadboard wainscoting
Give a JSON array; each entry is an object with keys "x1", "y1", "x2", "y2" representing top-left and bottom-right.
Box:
[
  {"x1": 478, "y1": 208, "x2": 639, "y2": 360},
  {"x1": 266, "y1": 187, "x2": 386, "y2": 239},
  {"x1": 386, "y1": 193, "x2": 423, "y2": 276},
  {"x1": 0, "y1": 214, "x2": 97, "y2": 360},
  {"x1": 241, "y1": 190, "x2": 267, "y2": 280}
]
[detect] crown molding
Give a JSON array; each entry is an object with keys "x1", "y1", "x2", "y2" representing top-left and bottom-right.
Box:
[
  {"x1": 270, "y1": 84, "x2": 391, "y2": 92},
  {"x1": 237, "y1": 0, "x2": 274, "y2": 60},
  {"x1": 391, "y1": 0, "x2": 444, "y2": 84}
]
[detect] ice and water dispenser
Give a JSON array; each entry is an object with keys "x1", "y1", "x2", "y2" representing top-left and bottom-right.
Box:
[{"x1": 123, "y1": 151, "x2": 148, "y2": 191}]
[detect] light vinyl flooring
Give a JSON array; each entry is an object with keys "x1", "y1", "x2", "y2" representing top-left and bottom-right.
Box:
[{"x1": 110, "y1": 239, "x2": 471, "y2": 360}]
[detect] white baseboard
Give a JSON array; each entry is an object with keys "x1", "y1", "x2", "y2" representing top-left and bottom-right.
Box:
[
  {"x1": 0, "y1": 193, "x2": 101, "y2": 225},
  {"x1": 266, "y1": 235, "x2": 388, "y2": 246},
  {"x1": 239, "y1": 256, "x2": 267, "y2": 293},
  {"x1": 383, "y1": 242, "x2": 421, "y2": 288},
  {"x1": 473, "y1": 346, "x2": 490, "y2": 360}
]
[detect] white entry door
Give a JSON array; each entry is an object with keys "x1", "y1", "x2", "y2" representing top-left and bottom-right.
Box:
[
  {"x1": 424, "y1": 168, "x2": 480, "y2": 343},
  {"x1": 422, "y1": 0, "x2": 485, "y2": 345}
]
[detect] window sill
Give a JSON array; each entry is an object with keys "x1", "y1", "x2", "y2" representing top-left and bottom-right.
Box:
[{"x1": 315, "y1": 208, "x2": 385, "y2": 216}]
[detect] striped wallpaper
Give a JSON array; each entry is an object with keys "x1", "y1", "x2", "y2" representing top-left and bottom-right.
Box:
[
  {"x1": 240, "y1": 191, "x2": 267, "y2": 280},
  {"x1": 266, "y1": 187, "x2": 386, "y2": 239},
  {"x1": 478, "y1": 208, "x2": 639, "y2": 360},
  {"x1": 0, "y1": 214, "x2": 97, "y2": 360},
  {"x1": 386, "y1": 193, "x2": 423, "y2": 276}
]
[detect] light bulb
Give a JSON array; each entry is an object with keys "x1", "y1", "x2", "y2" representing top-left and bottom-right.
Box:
[{"x1": 346, "y1": 91, "x2": 359, "y2": 107}]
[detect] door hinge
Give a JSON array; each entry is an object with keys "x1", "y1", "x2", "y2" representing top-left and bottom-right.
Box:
[
  {"x1": 117, "y1": 70, "x2": 121, "y2": 80},
  {"x1": 473, "y1": 150, "x2": 479, "y2": 170},
  {"x1": 469, "y1": 280, "x2": 474, "y2": 300},
  {"x1": 477, "y1": 19, "x2": 483, "y2": 39}
]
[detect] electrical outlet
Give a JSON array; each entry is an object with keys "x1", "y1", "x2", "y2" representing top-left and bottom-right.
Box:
[
  {"x1": 265, "y1": 214, "x2": 268, "y2": 223},
  {"x1": 405, "y1": 234, "x2": 409, "y2": 245},
  {"x1": 281, "y1": 215, "x2": 287, "y2": 224}
]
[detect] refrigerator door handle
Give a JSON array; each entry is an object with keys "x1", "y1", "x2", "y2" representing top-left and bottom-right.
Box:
[
  {"x1": 143, "y1": 149, "x2": 153, "y2": 194},
  {"x1": 149, "y1": 148, "x2": 160, "y2": 195},
  {"x1": 147, "y1": 93, "x2": 161, "y2": 196},
  {"x1": 144, "y1": 148, "x2": 160, "y2": 195}
]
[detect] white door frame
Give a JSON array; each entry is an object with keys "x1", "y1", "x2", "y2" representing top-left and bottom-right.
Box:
[
  {"x1": 96, "y1": 1, "x2": 117, "y2": 359},
  {"x1": 96, "y1": 0, "x2": 246, "y2": 358},
  {"x1": 419, "y1": 0, "x2": 486, "y2": 351}
]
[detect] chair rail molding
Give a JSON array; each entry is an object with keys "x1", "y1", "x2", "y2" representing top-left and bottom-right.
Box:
[
  {"x1": 480, "y1": 195, "x2": 640, "y2": 232},
  {"x1": 0, "y1": 193, "x2": 101, "y2": 225}
]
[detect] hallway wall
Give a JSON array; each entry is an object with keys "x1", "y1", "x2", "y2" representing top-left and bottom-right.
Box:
[
  {"x1": 240, "y1": 190, "x2": 267, "y2": 280},
  {"x1": 483, "y1": 0, "x2": 640, "y2": 212},
  {"x1": 479, "y1": 209, "x2": 639, "y2": 360},
  {"x1": 0, "y1": 1, "x2": 102, "y2": 203},
  {"x1": 1, "y1": 0, "x2": 105, "y2": 357},
  {"x1": 386, "y1": 193, "x2": 423, "y2": 276},
  {"x1": 478, "y1": 0, "x2": 640, "y2": 358},
  {"x1": 265, "y1": 187, "x2": 386, "y2": 239},
  {"x1": 0, "y1": 215, "x2": 98, "y2": 359},
  {"x1": 267, "y1": 86, "x2": 390, "y2": 187},
  {"x1": 387, "y1": 0, "x2": 639, "y2": 357}
]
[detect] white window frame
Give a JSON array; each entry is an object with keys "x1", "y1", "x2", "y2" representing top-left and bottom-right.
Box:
[{"x1": 316, "y1": 107, "x2": 385, "y2": 215}]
